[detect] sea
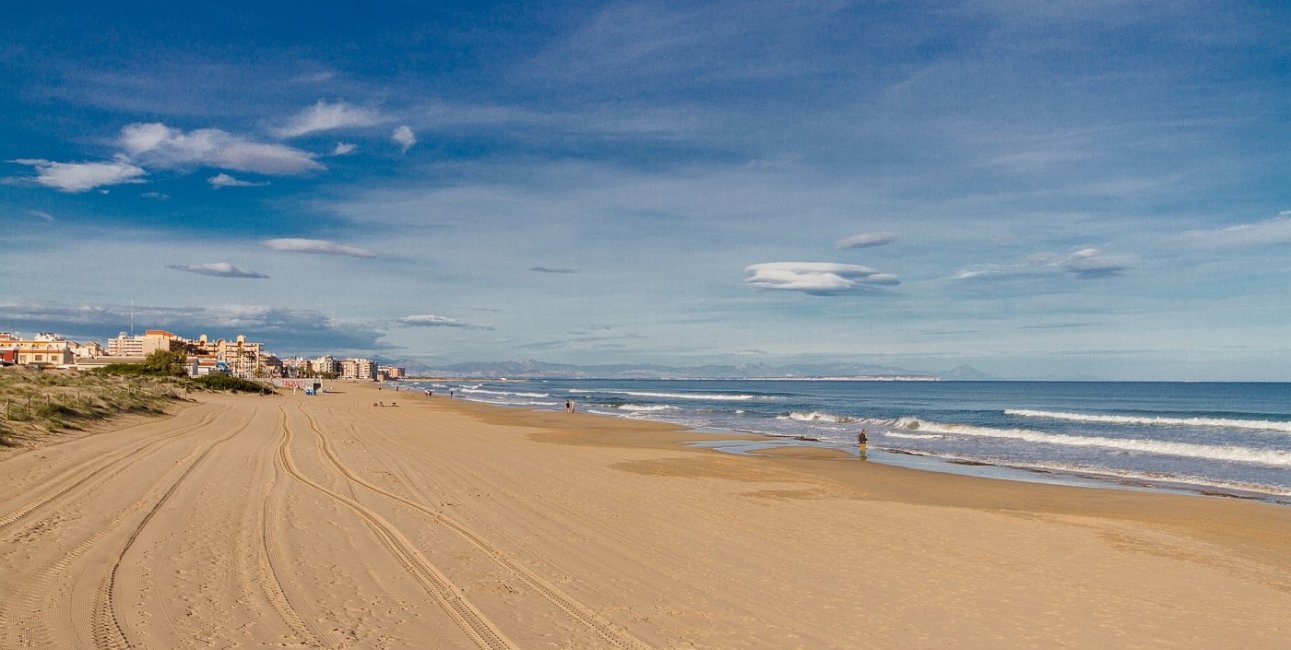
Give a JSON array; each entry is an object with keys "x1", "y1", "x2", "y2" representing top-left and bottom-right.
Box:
[{"x1": 401, "y1": 379, "x2": 1291, "y2": 503}]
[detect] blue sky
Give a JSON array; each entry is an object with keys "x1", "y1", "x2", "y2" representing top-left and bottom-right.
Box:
[{"x1": 2, "y1": 1, "x2": 1289, "y2": 380}]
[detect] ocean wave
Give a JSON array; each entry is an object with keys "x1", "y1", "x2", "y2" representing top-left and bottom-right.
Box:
[
  {"x1": 616, "y1": 404, "x2": 678, "y2": 412},
  {"x1": 459, "y1": 396, "x2": 562, "y2": 407},
  {"x1": 780, "y1": 411, "x2": 855, "y2": 424},
  {"x1": 890, "y1": 418, "x2": 1291, "y2": 467},
  {"x1": 1005, "y1": 409, "x2": 1291, "y2": 433},
  {"x1": 567, "y1": 389, "x2": 772, "y2": 401},
  {"x1": 1004, "y1": 460, "x2": 1291, "y2": 497},
  {"x1": 458, "y1": 387, "x2": 550, "y2": 398},
  {"x1": 884, "y1": 431, "x2": 945, "y2": 440}
]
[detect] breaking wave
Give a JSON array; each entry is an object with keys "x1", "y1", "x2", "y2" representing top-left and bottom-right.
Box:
[
  {"x1": 615, "y1": 404, "x2": 678, "y2": 412},
  {"x1": 884, "y1": 431, "x2": 945, "y2": 440},
  {"x1": 889, "y1": 418, "x2": 1291, "y2": 467},
  {"x1": 780, "y1": 411, "x2": 855, "y2": 424},
  {"x1": 458, "y1": 387, "x2": 551, "y2": 398},
  {"x1": 568, "y1": 389, "x2": 772, "y2": 401},
  {"x1": 1005, "y1": 409, "x2": 1291, "y2": 433}
]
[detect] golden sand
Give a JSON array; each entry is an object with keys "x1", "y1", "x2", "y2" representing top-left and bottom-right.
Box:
[{"x1": 1, "y1": 383, "x2": 1288, "y2": 648}]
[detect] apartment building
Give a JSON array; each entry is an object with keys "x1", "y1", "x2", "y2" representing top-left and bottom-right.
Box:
[{"x1": 339, "y1": 358, "x2": 377, "y2": 381}]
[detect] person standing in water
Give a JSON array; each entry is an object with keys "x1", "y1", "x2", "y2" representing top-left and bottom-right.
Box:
[{"x1": 857, "y1": 429, "x2": 868, "y2": 460}]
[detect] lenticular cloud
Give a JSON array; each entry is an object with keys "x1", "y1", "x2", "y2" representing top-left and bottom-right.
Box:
[{"x1": 744, "y1": 262, "x2": 899, "y2": 295}]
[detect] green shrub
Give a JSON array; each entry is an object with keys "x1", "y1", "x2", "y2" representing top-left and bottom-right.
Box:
[
  {"x1": 188, "y1": 375, "x2": 275, "y2": 394},
  {"x1": 97, "y1": 350, "x2": 188, "y2": 377}
]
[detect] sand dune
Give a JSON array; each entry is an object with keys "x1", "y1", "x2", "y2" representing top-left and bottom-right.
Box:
[{"x1": 2, "y1": 384, "x2": 1289, "y2": 648}]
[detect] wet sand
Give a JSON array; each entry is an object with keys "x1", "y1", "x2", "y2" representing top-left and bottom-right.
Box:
[{"x1": 1, "y1": 383, "x2": 1289, "y2": 648}]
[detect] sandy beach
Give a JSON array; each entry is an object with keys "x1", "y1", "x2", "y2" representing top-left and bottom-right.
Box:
[{"x1": 2, "y1": 383, "x2": 1289, "y2": 649}]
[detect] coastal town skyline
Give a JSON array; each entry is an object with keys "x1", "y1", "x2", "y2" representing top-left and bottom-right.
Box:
[{"x1": 3, "y1": 2, "x2": 1290, "y2": 381}]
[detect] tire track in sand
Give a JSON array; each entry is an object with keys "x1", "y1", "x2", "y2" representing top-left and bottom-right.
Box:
[
  {"x1": 276, "y1": 405, "x2": 517, "y2": 650},
  {"x1": 300, "y1": 405, "x2": 654, "y2": 650},
  {"x1": 0, "y1": 408, "x2": 228, "y2": 649},
  {"x1": 0, "y1": 410, "x2": 219, "y2": 537},
  {"x1": 252, "y1": 411, "x2": 324, "y2": 646},
  {"x1": 91, "y1": 408, "x2": 255, "y2": 650}
]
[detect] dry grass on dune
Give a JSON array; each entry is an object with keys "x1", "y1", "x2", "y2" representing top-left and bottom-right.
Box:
[{"x1": 0, "y1": 367, "x2": 185, "y2": 449}]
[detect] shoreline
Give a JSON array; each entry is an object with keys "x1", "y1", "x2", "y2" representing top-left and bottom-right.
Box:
[
  {"x1": 408, "y1": 379, "x2": 1291, "y2": 505},
  {"x1": 424, "y1": 384, "x2": 1291, "y2": 573}
]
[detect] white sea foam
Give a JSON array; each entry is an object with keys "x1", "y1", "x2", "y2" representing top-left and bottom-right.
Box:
[
  {"x1": 567, "y1": 389, "x2": 770, "y2": 401},
  {"x1": 781, "y1": 411, "x2": 855, "y2": 423},
  {"x1": 458, "y1": 387, "x2": 550, "y2": 398},
  {"x1": 461, "y1": 397, "x2": 561, "y2": 408},
  {"x1": 884, "y1": 431, "x2": 945, "y2": 440},
  {"x1": 922, "y1": 454, "x2": 1291, "y2": 498},
  {"x1": 616, "y1": 404, "x2": 678, "y2": 412},
  {"x1": 1001, "y1": 460, "x2": 1291, "y2": 497},
  {"x1": 889, "y1": 417, "x2": 1291, "y2": 467},
  {"x1": 1005, "y1": 409, "x2": 1291, "y2": 433}
]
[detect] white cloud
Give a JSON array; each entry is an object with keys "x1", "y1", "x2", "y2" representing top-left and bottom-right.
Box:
[
  {"x1": 261, "y1": 238, "x2": 374, "y2": 257},
  {"x1": 293, "y1": 71, "x2": 335, "y2": 83},
  {"x1": 1181, "y1": 213, "x2": 1291, "y2": 247},
  {"x1": 208, "y1": 172, "x2": 270, "y2": 189},
  {"x1": 9, "y1": 157, "x2": 146, "y2": 193},
  {"x1": 392, "y1": 125, "x2": 417, "y2": 153},
  {"x1": 274, "y1": 101, "x2": 383, "y2": 138},
  {"x1": 141, "y1": 191, "x2": 170, "y2": 200},
  {"x1": 955, "y1": 247, "x2": 1131, "y2": 281},
  {"x1": 166, "y1": 262, "x2": 269, "y2": 279},
  {"x1": 834, "y1": 231, "x2": 896, "y2": 249},
  {"x1": 396, "y1": 314, "x2": 492, "y2": 330},
  {"x1": 28, "y1": 210, "x2": 56, "y2": 222},
  {"x1": 330, "y1": 142, "x2": 357, "y2": 156},
  {"x1": 744, "y1": 262, "x2": 900, "y2": 295},
  {"x1": 1053, "y1": 247, "x2": 1130, "y2": 279},
  {"x1": 118, "y1": 122, "x2": 323, "y2": 175}
]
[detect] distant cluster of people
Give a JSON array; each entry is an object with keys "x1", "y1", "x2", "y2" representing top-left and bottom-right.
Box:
[
  {"x1": 565, "y1": 399, "x2": 576, "y2": 413},
  {"x1": 372, "y1": 401, "x2": 398, "y2": 407}
]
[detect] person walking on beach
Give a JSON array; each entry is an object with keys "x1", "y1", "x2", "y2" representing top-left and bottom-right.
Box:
[{"x1": 857, "y1": 429, "x2": 868, "y2": 461}]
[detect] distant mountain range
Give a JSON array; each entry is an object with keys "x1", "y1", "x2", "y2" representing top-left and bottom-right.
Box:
[{"x1": 390, "y1": 358, "x2": 1002, "y2": 381}]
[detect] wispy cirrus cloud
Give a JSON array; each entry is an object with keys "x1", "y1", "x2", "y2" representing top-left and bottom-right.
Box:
[
  {"x1": 28, "y1": 210, "x2": 56, "y2": 222},
  {"x1": 531, "y1": 266, "x2": 578, "y2": 274},
  {"x1": 395, "y1": 314, "x2": 492, "y2": 330},
  {"x1": 273, "y1": 100, "x2": 383, "y2": 138},
  {"x1": 8, "y1": 157, "x2": 146, "y2": 193},
  {"x1": 119, "y1": 122, "x2": 323, "y2": 175},
  {"x1": 834, "y1": 231, "x2": 895, "y2": 250},
  {"x1": 330, "y1": 142, "x2": 357, "y2": 156},
  {"x1": 1180, "y1": 212, "x2": 1291, "y2": 247},
  {"x1": 1037, "y1": 248, "x2": 1131, "y2": 279},
  {"x1": 292, "y1": 71, "x2": 335, "y2": 83},
  {"x1": 261, "y1": 237, "x2": 374, "y2": 257},
  {"x1": 744, "y1": 262, "x2": 900, "y2": 296},
  {"x1": 208, "y1": 173, "x2": 270, "y2": 189},
  {"x1": 954, "y1": 247, "x2": 1132, "y2": 281},
  {"x1": 166, "y1": 262, "x2": 269, "y2": 279}
]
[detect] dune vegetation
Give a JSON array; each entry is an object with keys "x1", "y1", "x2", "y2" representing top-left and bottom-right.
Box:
[{"x1": 0, "y1": 352, "x2": 274, "y2": 450}]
